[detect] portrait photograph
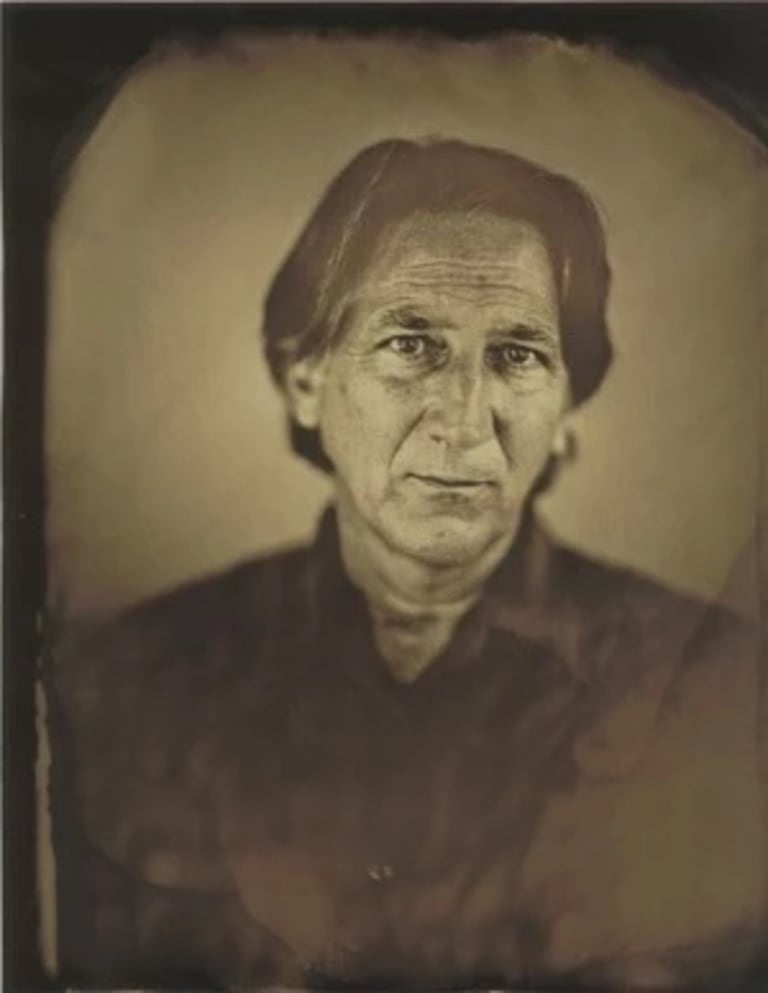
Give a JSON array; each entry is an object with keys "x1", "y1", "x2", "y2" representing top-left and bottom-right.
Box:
[{"x1": 4, "y1": 5, "x2": 768, "y2": 991}]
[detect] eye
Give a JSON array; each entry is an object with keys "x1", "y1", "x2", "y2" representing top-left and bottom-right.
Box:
[
  {"x1": 384, "y1": 335, "x2": 431, "y2": 359},
  {"x1": 489, "y1": 343, "x2": 546, "y2": 372}
]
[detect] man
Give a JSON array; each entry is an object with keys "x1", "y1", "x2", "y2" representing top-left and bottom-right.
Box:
[{"x1": 51, "y1": 139, "x2": 766, "y2": 990}]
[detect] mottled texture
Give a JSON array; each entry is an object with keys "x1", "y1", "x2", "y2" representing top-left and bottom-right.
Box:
[{"x1": 49, "y1": 511, "x2": 766, "y2": 989}]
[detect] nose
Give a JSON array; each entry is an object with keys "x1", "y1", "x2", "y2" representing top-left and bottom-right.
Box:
[{"x1": 425, "y1": 358, "x2": 495, "y2": 450}]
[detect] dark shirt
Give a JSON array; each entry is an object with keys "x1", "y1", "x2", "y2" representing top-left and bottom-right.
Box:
[{"x1": 49, "y1": 510, "x2": 767, "y2": 989}]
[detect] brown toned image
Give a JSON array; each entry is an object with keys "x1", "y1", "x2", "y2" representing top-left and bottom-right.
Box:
[{"x1": 6, "y1": 6, "x2": 767, "y2": 992}]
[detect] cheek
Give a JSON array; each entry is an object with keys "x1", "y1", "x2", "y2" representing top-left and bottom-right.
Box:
[
  {"x1": 496, "y1": 388, "x2": 567, "y2": 461},
  {"x1": 318, "y1": 379, "x2": 359, "y2": 458},
  {"x1": 317, "y1": 366, "x2": 417, "y2": 473}
]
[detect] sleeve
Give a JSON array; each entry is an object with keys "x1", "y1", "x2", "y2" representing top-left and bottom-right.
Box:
[
  {"x1": 53, "y1": 835, "x2": 293, "y2": 988},
  {"x1": 48, "y1": 603, "x2": 230, "y2": 893}
]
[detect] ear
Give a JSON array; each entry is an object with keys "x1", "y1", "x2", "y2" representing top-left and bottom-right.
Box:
[
  {"x1": 552, "y1": 415, "x2": 579, "y2": 462},
  {"x1": 552, "y1": 420, "x2": 570, "y2": 458},
  {"x1": 283, "y1": 354, "x2": 328, "y2": 430},
  {"x1": 552, "y1": 384, "x2": 574, "y2": 457}
]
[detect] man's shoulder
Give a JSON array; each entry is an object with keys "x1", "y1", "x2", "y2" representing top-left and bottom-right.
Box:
[
  {"x1": 52, "y1": 542, "x2": 316, "y2": 702},
  {"x1": 143, "y1": 541, "x2": 309, "y2": 613},
  {"x1": 548, "y1": 538, "x2": 691, "y2": 610},
  {"x1": 530, "y1": 537, "x2": 762, "y2": 785},
  {"x1": 49, "y1": 545, "x2": 319, "y2": 893},
  {"x1": 550, "y1": 537, "x2": 742, "y2": 625},
  {"x1": 87, "y1": 543, "x2": 311, "y2": 637},
  {"x1": 539, "y1": 535, "x2": 758, "y2": 678}
]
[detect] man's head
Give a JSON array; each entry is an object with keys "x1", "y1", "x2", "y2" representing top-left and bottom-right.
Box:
[{"x1": 263, "y1": 139, "x2": 613, "y2": 565}]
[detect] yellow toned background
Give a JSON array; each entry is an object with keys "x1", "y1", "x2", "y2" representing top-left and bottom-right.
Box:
[{"x1": 46, "y1": 33, "x2": 767, "y2": 618}]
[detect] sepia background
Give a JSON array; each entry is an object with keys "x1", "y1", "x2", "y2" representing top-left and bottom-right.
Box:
[{"x1": 46, "y1": 33, "x2": 767, "y2": 619}]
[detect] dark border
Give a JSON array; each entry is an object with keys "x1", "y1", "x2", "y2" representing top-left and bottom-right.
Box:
[{"x1": 4, "y1": 5, "x2": 767, "y2": 990}]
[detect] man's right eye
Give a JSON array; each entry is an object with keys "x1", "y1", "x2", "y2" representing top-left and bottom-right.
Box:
[{"x1": 384, "y1": 335, "x2": 430, "y2": 358}]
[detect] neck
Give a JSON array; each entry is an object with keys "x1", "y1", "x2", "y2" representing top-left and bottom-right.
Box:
[{"x1": 334, "y1": 497, "x2": 517, "y2": 682}]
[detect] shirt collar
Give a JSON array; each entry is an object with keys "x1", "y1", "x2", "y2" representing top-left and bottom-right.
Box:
[
  {"x1": 300, "y1": 505, "x2": 706, "y2": 780},
  {"x1": 302, "y1": 504, "x2": 583, "y2": 683}
]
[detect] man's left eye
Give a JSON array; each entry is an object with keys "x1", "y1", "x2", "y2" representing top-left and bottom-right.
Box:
[{"x1": 491, "y1": 344, "x2": 543, "y2": 369}]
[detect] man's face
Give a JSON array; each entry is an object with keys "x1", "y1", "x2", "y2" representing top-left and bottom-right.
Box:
[{"x1": 291, "y1": 211, "x2": 570, "y2": 566}]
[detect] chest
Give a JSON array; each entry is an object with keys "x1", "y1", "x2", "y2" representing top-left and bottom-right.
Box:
[{"x1": 216, "y1": 642, "x2": 765, "y2": 983}]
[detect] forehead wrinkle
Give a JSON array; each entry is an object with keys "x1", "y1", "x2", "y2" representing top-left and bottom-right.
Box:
[
  {"x1": 373, "y1": 260, "x2": 556, "y2": 298},
  {"x1": 378, "y1": 261, "x2": 550, "y2": 282},
  {"x1": 363, "y1": 215, "x2": 557, "y2": 304},
  {"x1": 346, "y1": 220, "x2": 560, "y2": 340},
  {"x1": 364, "y1": 277, "x2": 556, "y2": 307},
  {"x1": 378, "y1": 211, "x2": 548, "y2": 258},
  {"x1": 401, "y1": 258, "x2": 537, "y2": 272},
  {"x1": 371, "y1": 280, "x2": 558, "y2": 319},
  {"x1": 379, "y1": 279, "x2": 553, "y2": 295}
]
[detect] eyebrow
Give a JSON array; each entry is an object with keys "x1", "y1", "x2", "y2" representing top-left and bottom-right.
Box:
[
  {"x1": 378, "y1": 306, "x2": 435, "y2": 330},
  {"x1": 378, "y1": 307, "x2": 558, "y2": 345},
  {"x1": 490, "y1": 324, "x2": 559, "y2": 346}
]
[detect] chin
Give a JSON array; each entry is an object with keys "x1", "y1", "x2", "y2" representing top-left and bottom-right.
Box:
[{"x1": 384, "y1": 515, "x2": 509, "y2": 567}]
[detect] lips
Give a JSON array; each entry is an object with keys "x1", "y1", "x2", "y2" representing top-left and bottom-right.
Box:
[{"x1": 409, "y1": 473, "x2": 492, "y2": 488}]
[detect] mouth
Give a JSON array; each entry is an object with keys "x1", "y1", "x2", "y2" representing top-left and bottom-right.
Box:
[{"x1": 409, "y1": 473, "x2": 493, "y2": 490}]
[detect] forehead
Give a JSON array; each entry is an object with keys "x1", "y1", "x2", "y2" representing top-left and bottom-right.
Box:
[{"x1": 360, "y1": 210, "x2": 555, "y2": 293}]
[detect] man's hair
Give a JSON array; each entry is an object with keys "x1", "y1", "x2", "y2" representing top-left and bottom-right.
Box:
[{"x1": 263, "y1": 138, "x2": 613, "y2": 471}]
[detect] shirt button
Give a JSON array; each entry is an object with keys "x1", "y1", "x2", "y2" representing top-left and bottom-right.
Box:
[{"x1": 367, "y1": 863, "x2": 394, "y2": 882}]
